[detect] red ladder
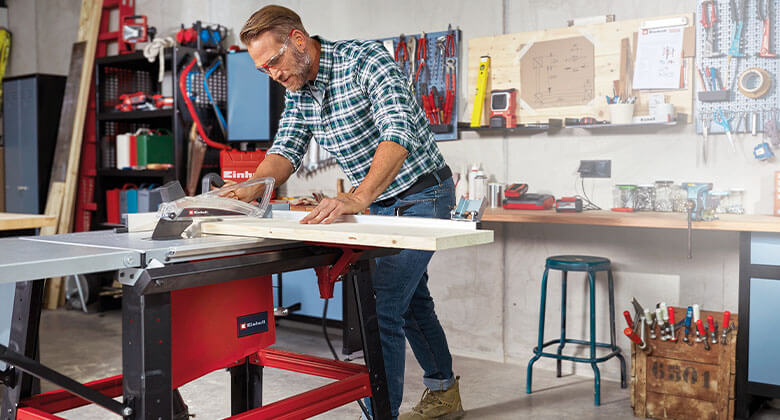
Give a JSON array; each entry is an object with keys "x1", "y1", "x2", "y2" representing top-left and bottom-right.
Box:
[{"x1": 74, "y1": 0, "x2": 135, "y2": 232}]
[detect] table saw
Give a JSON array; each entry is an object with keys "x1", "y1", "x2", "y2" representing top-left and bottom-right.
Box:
[{"x1": 0, "y1": 180, "x2": 493, "y2": 420}]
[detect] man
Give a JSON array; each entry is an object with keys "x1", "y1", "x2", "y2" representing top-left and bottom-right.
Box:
[{"x1": 237, "y1": 6, "x2": 462, "y2": 420}]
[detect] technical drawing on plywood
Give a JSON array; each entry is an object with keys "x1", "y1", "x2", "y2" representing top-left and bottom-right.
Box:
[{"x1": 520, "y1": 36, "x2": 595, "y2": 108}]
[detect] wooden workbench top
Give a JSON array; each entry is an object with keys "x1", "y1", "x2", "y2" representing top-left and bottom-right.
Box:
[
  {"x1": 482, "y1": 208, "x2": 780, "y2": 233},
  {"x1": 0, "y1": 213, "x2": 57, "y2": 231}
]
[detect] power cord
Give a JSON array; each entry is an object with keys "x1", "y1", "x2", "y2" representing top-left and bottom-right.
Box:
[
  {"x1": 323, "y1": 298, "x2": 372, "y2": 419},
  {"x1": 576, "y1": 177, "x2": 602, "y2": 211}
]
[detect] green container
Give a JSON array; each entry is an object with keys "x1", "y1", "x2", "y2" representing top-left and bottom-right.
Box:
[{"x1": 136, "y1": 129, "x2": 173, "y2": 166}]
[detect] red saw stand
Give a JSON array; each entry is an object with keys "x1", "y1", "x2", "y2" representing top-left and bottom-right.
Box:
[{"x1": 0, "y1": 242, "x2": 393, "y2": 419}]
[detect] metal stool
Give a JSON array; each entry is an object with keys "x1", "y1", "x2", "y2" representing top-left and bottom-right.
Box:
[{"x1": 526, "y1": 255, "x2": 627, "y2": 405}]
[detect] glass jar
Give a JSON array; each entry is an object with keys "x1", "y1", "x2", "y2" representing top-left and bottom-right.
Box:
[
  {"x1": 653, "y1": 180, "x2": 674, "y2": 212},
  {"x1": 672, "y1": 184, "x2": 688, "y2": 213},
  {"x1": 728, "y1": 188, "x2": 745, "y2": 214},
  {"x1": 613, "y1": 184, "x2": 637, "y2": 209},
  {"x1": 711, "y1": 191, "x2": 729, "y2": 214},
  {"x1": 635, "y1": 184, "x2": 655, "y2": 211}
]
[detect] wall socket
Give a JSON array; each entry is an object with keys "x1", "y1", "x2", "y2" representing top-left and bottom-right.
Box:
[{"x1": 578, "y1": 160, "x2": 611, "y2": 178}]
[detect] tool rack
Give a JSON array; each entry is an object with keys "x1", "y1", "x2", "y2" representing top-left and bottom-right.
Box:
[
  {"x1": 375, "y1": 27, "x2": 461, "y2": 141},
  {"x1": 695, "y1": 0, "x2": 780, "y2": 135}
]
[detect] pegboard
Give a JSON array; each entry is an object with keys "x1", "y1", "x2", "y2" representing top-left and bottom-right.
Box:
[
  {"x1": 695, "y1": 0, "x2": 780, "y2": 135},
  {"x1": 375, "y1": 28, "x2": 461, "y2": 141}
]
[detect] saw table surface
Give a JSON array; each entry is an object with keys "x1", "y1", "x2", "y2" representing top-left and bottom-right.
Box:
[
  {"x1": 0, "y1": 213, "x2": 57, "y2": 231},
  {"x1": 200, "y1": 211, "x2": 494, "y2": 251},
  {"x1": 0, "y1": 230, "x2": 297, "y2": 284}
]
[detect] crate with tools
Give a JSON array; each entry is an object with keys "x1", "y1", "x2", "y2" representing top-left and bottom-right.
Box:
[{"x1": 625, "y1": 299, "x2": 738, "y2": 420}]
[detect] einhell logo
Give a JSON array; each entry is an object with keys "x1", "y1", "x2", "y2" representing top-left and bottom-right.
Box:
[
  {"x1": 237, "y1": 312, "x2": 268, "y2": 337},
  {"x1": 187, "y1": 209, "x2": 210, "y2": 216},
  {"x1": 223, "y1": 170, "x2": 253, "y2": 180}
]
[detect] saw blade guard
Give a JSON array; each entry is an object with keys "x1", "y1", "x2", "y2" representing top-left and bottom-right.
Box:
[{"x1": 157, "y1": 177, "x2": 275, "y2": 220}]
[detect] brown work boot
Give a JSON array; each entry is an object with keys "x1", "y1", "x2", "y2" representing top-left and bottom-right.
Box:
[{"x1": 399, "y1": 377, "x2": 465, "y2": 420}]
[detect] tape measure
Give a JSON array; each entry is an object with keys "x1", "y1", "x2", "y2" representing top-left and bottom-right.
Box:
[
  {"x1": 738, "y1": 67, "x2": 772, "y2": 99},
  {"x1": 470, "y1": 56, "x2": 491, "y2": 127}
]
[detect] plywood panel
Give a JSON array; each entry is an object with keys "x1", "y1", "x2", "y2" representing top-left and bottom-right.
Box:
[
  {"x1": 466, "y1": 13, "x2": 694, "y2": 124},
  {"x1": 200, "y1": 213, "x2": 494, "y2": 251}
]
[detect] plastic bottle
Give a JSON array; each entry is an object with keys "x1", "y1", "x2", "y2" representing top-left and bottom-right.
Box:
[
  {"x1": 467, "y1": 164, "x2": 480, "y2": 199},
  {"x1": 474, "y1": 169, "x2": 488, "y2": 200}
]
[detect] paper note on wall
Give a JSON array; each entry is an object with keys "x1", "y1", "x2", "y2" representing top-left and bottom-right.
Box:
[{"x1": 632, "y1": 27, "x2": 684, "y2": 90}]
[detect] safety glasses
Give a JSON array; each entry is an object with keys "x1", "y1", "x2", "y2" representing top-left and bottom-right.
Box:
[{"x1": 256, "y1": 29, "x2": 295, "y2": 75}]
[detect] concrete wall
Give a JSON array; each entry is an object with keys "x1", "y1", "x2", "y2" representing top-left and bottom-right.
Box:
[{"x1": 12, "y1": 0, "x2": 759, "y2": 380}]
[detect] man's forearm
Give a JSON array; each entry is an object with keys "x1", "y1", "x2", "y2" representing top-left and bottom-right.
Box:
[
  {"x1": 249, "y1": 153, "x2": 294, "y2": 199},
  {"x1": 353, "y1": 141, "x2": 408, "y2": 205}
]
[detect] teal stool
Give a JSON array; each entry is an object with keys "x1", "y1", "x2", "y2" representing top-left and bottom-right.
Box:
[{"x1": 526, "y1": 255, "x2": 626, "y2": 406}]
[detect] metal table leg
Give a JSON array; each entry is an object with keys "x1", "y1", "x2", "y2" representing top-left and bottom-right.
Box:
[
  {"x1": 350, "y1": 259, "x2": 391, "y2": 419},
  {"x1": 1, "y1": 280, "x2": 44, "y2": 420},
  {"x1": 229, "y1": 357, "x2": 263, "y2": 415},
  {"x1": 122, "y1": 281, "x2": 173, "y2": 419}
]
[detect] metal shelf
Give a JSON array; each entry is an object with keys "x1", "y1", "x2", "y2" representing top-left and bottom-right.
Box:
[
  {"x1": 97, "y1": 168, "x2": 174, "y2": 178},
  {"x1": 98, "y1": 110, "x2": 174, "y2": 121}
]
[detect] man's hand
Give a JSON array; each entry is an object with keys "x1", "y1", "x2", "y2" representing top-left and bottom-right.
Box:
[{"x1": 300, "y1": 193, "x2": 370, "y2": 224}]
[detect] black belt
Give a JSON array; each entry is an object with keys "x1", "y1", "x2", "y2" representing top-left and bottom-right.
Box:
[{"x1": 375, "y1": 165, "x2": 452, "y2": 207}]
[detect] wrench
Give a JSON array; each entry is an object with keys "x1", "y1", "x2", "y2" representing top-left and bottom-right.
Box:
[{"x1": 407, "y1": 36, "x2": 417, "y2": 83}]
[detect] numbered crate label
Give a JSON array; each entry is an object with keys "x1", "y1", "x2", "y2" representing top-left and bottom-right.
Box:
[{"x1": 647, "y1": 357, "x2": 719, "y2": 401}]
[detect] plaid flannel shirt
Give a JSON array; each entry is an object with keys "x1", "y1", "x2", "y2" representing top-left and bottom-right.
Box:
[{"x1": 267, "y1": 37, "x2": 446, "y2": 202}]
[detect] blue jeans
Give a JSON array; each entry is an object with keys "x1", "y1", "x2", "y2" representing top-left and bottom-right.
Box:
[{"x1": 366, "y1": 176, "x2": 456, "y2": 419}]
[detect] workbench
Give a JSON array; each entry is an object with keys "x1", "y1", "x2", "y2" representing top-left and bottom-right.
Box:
[
  {"x1": 481, "y1": 207, "x2": 780, "y2": 419},
  {"x1": 0, "y1": 212, "x2": 492, "y2": 420},
  {"x1": 482, "y1": 208, "x2": 780, "y2": 233}
]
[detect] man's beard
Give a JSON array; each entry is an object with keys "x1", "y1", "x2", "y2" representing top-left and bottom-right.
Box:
[{"x1": 286, "y1": 46, "x2": 312, "y2": 91}]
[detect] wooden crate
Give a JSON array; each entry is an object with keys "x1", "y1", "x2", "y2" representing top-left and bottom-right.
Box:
[{"x1": 631, "y1": 309, "x2": 738, "y2": 420}]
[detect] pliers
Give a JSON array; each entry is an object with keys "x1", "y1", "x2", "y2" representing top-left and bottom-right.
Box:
[
  {"x1": 415, "y1": 34, "x2": 428, "y2": 83},
  {"x1": 395, "y1": 35, "x2": 408, "y2": 65}
]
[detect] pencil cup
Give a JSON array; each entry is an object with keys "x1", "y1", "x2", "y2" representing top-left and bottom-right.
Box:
[{"x1": 608, "y1": 103, "x2": 635, "y2": 125}]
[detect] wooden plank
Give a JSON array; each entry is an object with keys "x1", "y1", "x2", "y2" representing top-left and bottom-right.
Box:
[
  {"x1": 40, "y1": 42, "x2": 86, "y2": 237},
  {"x1": 200, "y1": 214, "x2": 494, "y2": 251},
  {"x1": 0, "y1": 214, "x2": 58, "y2": 231},
  {"x1": 636, "y1": 341, "x2": 648, "y2": 417},
  {"x1": 57, "y1": 0, "x2": 101, "y2": 236},
  {"x1": 646, "y1": 390, "x2": 718, "y2": 419},
  {"x1": 483, "y1": 208, "x2": 780, "y2": 233},
  {"x1": 466, "y1": 13, "x2": 694, "y2": 124}
]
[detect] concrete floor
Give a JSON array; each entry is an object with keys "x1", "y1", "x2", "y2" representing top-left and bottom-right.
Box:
[{"x1": 19, "y1": 309, "x2": 780, "y2": 419}]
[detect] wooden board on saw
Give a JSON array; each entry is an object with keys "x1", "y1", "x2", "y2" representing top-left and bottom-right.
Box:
[
  {"x1": 200, "y1": 212, "x2": 494, "y2": 251},
  {"x1": 466, "y1": 13, "x2": 694, "y2": 125}
]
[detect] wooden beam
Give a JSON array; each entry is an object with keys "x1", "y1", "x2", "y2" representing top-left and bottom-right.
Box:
[{"x1": 57, "y1": 0, "x2": 102, "y2": 236}]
